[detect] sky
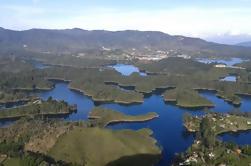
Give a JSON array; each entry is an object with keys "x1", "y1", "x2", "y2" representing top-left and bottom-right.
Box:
[{"x1": 1, "y1": 0, "x2": 251, "y2": 43}]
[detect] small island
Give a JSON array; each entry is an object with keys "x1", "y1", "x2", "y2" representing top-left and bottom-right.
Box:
[
  {"x1": 69, "y1": 82, "x2": 144, "y2": 105},
  {"x1": 88, "y1": 107, "x2": 159, "y2": 127},
  {"x1": 216, "y1": 90, "x2": 241, "y2": 106},
  {"x1": 163, "y1": 88, "x2": 214, "y2": 108}
]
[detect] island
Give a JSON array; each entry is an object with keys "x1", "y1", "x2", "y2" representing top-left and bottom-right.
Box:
[
  {"x1": 216, "y1": 90, "x2": 241, "y2": 106},
  {"x1": 163, "y1": 88, "x2": 214, "y2": 108},
  {"x1": 88, "y1": 107, "x2": 159, "y2": 127}
]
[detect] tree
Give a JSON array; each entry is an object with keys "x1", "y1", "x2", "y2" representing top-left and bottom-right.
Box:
[
  {"x1": 47, "y1": 96, "x2": 53, "y2": 102},
  {"x1": 199, "y1": 117, "x2": 215, "y2": 149}
]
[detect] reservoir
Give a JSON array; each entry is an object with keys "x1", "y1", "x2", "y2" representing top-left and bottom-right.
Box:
[
  {"x1": 196, "y1": 57, "x2": 245, "y2": 67},
  {"x1": 220, "y1": 76, "x2": 237, "y2": 82},
  {"x1": 109, "y1": 64, "x2": 147, "y2": 76},
  {"x1": 36, "y1": 82, "x2": 251, "y2": 166},
  {"x1": 1, "y1": 61, "x2": 251, "y2": 165}
]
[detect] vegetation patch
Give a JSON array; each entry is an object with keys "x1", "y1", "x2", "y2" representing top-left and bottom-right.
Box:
[
  {"x1": 176, "y1": 113, "x2": 251, "y2": 165},
  {"x1": 183, "y1": 113, "x2": 251, "y2": 134},
  {"x1": 163, "y1": 88, "x2": 214, "y2": 108},
  {"x1": 49, "y1": 127, "x2": 161, "y2": 166},
  {"x1": 0, "y1": 98, "x2": 76, "y2": 120},
  {"x1": 88, "y1": 107, "x2": 158, "y2": 127}
]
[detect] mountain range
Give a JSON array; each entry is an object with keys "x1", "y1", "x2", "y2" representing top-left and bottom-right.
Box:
[
  {"x1": 1, "y1": 27, "x2": 251, "y2": 58},
  {"x1": 237, "y1": 41, "x2": 251, "y2": 47}
]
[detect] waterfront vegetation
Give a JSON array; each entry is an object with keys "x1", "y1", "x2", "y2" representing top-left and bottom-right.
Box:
[
  {"x1": 0, "y1": 90, "x2": 31, "y2": 104},
  {"x1": 2, "y1": 56, "x2": 251, "y2": 165},
  {"x1": 0, "y1": 118, "x2": 161, "y2": 166},
  {"x1": 28, "y1": 54, "x2": 117, "y2": 68},
  {"x1": 1, "y1": 57, "x2": 251, "y2": 106},
  {"x1": 0, "y1": 98, "x2": 76, "y2": 120},
  {"x1": 175, "y1": 137, "x2": 251, "y2": 165},
  {"x1": 0, "y1": 58, "x2": 34, "y2": 74},
  {"x1": 183, "y1": 113, "x2": 251, "y2": 134},
  {"x1": 136, "y1": 57, "x2": 213, "y2": 74},
  {"x1": 88, "y1": 107, "x2": 158, "y2": 127},
  {"x1": 216, "y1": 90, "x2": 241, "y2": 105},
  {"x1": 163, "y1": 88, "x2": 214, "y2": 108},
  {"x1": 176, "y1": 113, "x2": 251, "y2": 165},
  {"x1": 49, "y1": 127, "x2": 161, "y2": 166},
  {"x1": 0, "y1": 118, "x2": 76, "y2": 165}
]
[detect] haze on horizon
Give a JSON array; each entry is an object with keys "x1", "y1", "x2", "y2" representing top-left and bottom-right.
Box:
[{"x1": 1, "y1": 0, "x2": 251, "y2": 44}]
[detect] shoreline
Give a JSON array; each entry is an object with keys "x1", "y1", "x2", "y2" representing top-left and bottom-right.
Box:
[
  {"x1": 69, "y1": 85, "x2": 144, "y2": 105},
  {"x1": 88, "y1": 113, "x2": 159, "y2": 127},
  {"x1": 0, "y1": 98, "x2": 31, "y2": 105},
  {"x1": 163, "y1": 96, "x2": 214, "y2": 109},
  {"x1": 0, "y1": 111, "x2": 73, "y2": 121}
]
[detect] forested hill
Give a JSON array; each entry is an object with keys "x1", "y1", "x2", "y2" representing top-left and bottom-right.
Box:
[{"x1": 1, "y1": 27, "x2": 251, "y2": 58}]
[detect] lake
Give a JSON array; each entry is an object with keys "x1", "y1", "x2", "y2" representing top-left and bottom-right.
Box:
[
  {"x1": 36, "y1": 82, "x2": 251, "y2": 166},
  {"x1": 196, "y1": 57, "x2": 245, "y2": 67},
  {"x1": 2, "y1": 61, "x2": 251, "y2": 165},
  {"x1": 220, "y1": 76, "x2": 237, "y2": 82},
  {"x1": 219, "y1": 130, "x2": 251, "y2": 146},
  {"x1": 109, "y1": 64, "x2": 147, "y2": 76}
]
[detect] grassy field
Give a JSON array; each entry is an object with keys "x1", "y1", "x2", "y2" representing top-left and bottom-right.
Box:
[
  {"x1": 48, "y1": 127, "x2": 161, "y2": 166},
  {"x1": 88, "y1": 107, "x2": 158, "y2": 127},
  {"x1": 2, "y1": 158, "x2": 20, "y2": 166},
  {"x1": 163, "y1": 88, "x2": 214, "y2": 108}
]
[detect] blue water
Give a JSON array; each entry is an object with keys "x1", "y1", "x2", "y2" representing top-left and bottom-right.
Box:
[
  {"x1": 36, "y1": 82, "x2": 251, "y2": 165},
  {"x1": 220, "y1": 76, "x2": 237, "y2": 82},
  {"x1": 219, "y1": 131, "x2": 251, "y2": 146},
  {"x1": 30, "y1": 60, "x2": 50, "y2": 69},
  {"x1": 0, "y1": 120, "x2": 15, "y2": 127},
  {"x1": 110, "y1": 64, "x2": 147, "y2": 76},
  {"x1": 200, "y1": 91, "x2": 235, "y2": 113},
  {"x1": 0, "y1": 100, "x2": 29, "y2": 110},
  {"x1": 2, "y1": 60, "x2": 251, "y2": 165},
  {"x1": 38, "y1": 83, "x2": 94, "y2": 121},
  {"x1": 0, "y1": 79, "x2": 249, "y2": 164},
  {"x1": 196, "y1": 58, "x2": 245, "y2": 67}
]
